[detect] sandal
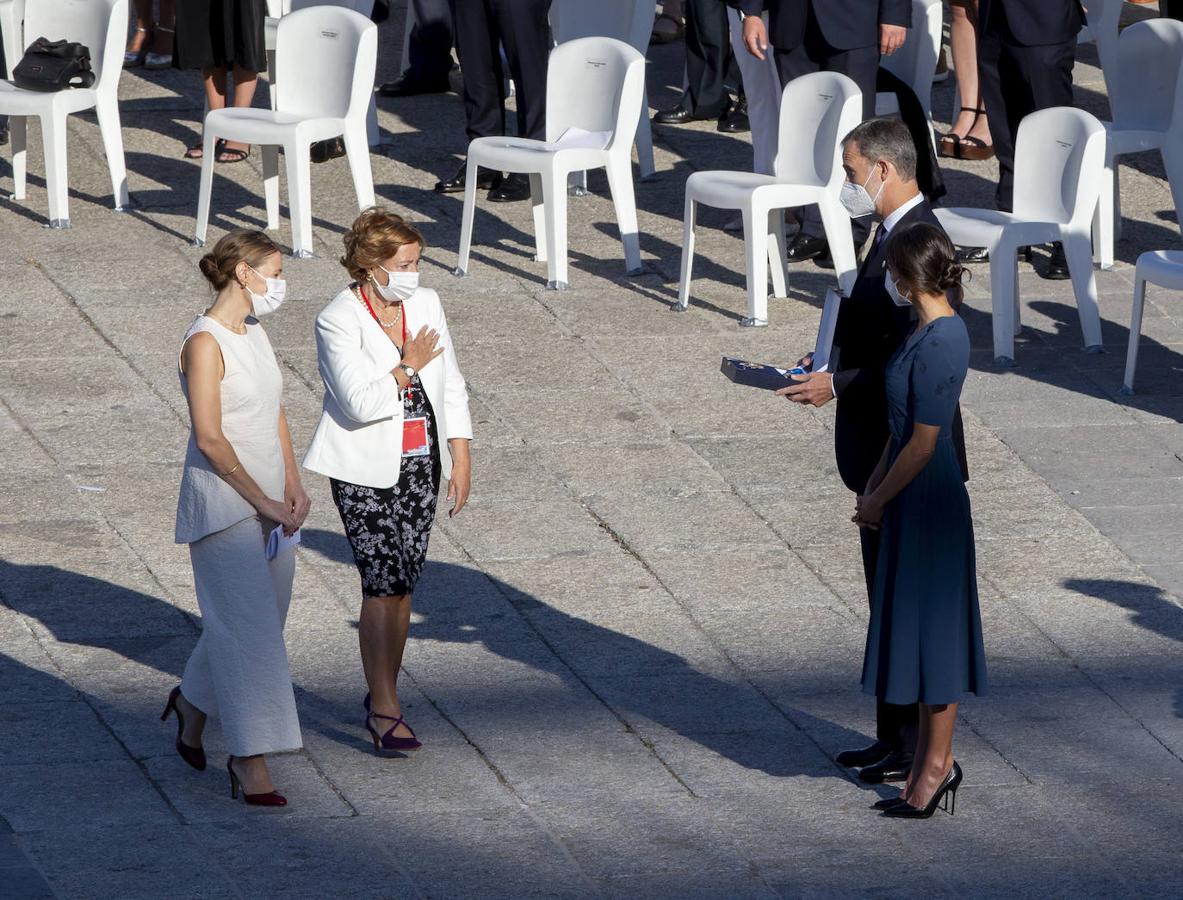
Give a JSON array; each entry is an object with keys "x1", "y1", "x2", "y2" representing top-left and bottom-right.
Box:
[
  {"x1": 939, "y1": 106, "x2": 994, "y2": 161},
  {"x1": 650, "y1": 12, "x2": 685, "y2": 45},
  {"x1": 217, "y1": 145, "x2": 251, "y2": 164},
  {"x1": 144, "y1": 24, "x2": 174, "y2": 69},
  {"x1": 184, "y1": 138, "x2": 225, "y2": 160}
]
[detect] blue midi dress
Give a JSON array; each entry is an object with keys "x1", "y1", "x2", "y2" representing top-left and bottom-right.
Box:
[{"x1": 861, "y1": 315, "x2": 988, "y2": 706}]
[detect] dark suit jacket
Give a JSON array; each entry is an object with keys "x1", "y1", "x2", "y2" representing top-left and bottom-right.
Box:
[
  {"x1": 980, "y1": 0, "x2": 1084, "y2": 47},
  {"x1": 829, "y1": 199, "x2": 969, "y2": 494},
  {"x1": 738, "y1": 0, "x2": 910, "y2": 53}
]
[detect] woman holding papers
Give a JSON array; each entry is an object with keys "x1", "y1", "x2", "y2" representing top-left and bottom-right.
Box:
[
  {"x1": 169, "y1": 230, "x2": 310, "y2": 808},
  {"x1": 304, "y1": 208, "x2": 473, "y2": 755},
  {"x1": 853, "y1": 223, "x2": 987, "y2": 819}
]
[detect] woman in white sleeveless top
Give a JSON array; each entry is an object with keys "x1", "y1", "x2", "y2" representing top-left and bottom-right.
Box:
[{"x1": 165, "y1": 231, "x2": 310, "y2": 808}]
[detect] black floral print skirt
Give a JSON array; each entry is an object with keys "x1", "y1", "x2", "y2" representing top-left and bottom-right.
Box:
[{"x1": 330, "y1": 377, "x2": 442, "y2": 598}]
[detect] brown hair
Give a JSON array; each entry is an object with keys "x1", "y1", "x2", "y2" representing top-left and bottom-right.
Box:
[
  {"x1": 884, "y1": 222, "x2": 967, "y2": 307},
  {"x1": 341, "y1": 207, "x2": 425, "y2": 283},
  {"x1": 198, "y1": 231, "x2": 281, "y2": 291}
]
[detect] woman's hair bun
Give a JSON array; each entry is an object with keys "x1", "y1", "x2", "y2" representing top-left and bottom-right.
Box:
[{"x1": 198, "y1": 231, "x2": 281, "y2": 291}]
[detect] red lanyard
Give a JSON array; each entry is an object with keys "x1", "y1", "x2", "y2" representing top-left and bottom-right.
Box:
[{"x1": 358, "y1": 284, "x2": 413, "y2": 402}]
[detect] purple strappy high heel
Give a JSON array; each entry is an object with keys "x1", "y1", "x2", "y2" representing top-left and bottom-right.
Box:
[{"x1": 365, "y1": 711, "x2": 422, "y2": 753}]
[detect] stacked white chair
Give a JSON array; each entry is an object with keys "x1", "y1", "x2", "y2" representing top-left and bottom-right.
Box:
[
  {"x1": 676, "y1": 72, "x2": 862, "y2": 327},
  {"x1": 1123, "y1": 251, "x2": 1183, "y2": 394},
  {"x1": 195, "y1": 6, "x2": 377, "y2": 258},
  {"x1": 1077, "y1": 0, "x2": 1123, "y2": 100},
  {"x1": 265, "y1": 0, "x2": 380, "y2": 147},
  {"x1": 875, "y1": 0, "x2": 942, "y2": 145},
  {"x1": 1090, "y1": 19, "x2": 1183, "y2": 270},
  {"x1": 0, "y1": 0, "x2": 129, "y2": 227},
  {"x1": 454, "y1": 37, "x2": 646, "y2": 290},
  {"x1": 550, "y1": 0, "x2": 655, "y2": 179},
  {"x1": 936, "y1": 107, "x2": 1107, "y2": 365}
]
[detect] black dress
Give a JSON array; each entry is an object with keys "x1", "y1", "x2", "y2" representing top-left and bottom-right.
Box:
[{"x1": 174, "y1": 0, "x2": 267, "y2": 72}]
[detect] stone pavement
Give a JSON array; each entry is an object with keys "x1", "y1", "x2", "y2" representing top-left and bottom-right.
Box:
[{"x1": 1, "y1": 4, "x2": 1182, "y2": 898}]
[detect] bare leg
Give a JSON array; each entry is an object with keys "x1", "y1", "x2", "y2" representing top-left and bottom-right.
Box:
[
  {"x1": 900, "y1": 702, "x2": 931, "y2": 804},
  {"x1": 221, "y1": 65, "x2": 259, "y2": 159},
  {"x1": 905, "y1": 702, "x2": 958, "y2": 809},
  {"x1": 948, "y1": 0, "x2": 989, "y2": 142},
  {"x1": 126, "y1": 0, "x2": 154, "y2": 55},
  {"x1": 359, "y1": 593, "x2": 416, "y2": 738},
  {"x1": 230, "y1": 754, "x2": 276, "y2": 794},
  {"x1": 175, "y1": 689, "x2": 208, "y2": 749}
]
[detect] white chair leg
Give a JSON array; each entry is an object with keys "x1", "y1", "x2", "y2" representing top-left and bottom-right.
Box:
[
  {"x1": 284, "y1": 142, "x2": 314, "y2": 257},
  {"x1": 1113, "y1": 164, "x2": 1124, "y2": 242},
  {"x1": 41, "y1": 112, "x2": 70, "y2": 227},
  {"x1": 262, "y1": 145, "x2": 281, "y2": 231},
  {"x1": 95, "y1": 95, "x2": 129, "y2": 210},
  {"x1": 741, "y1": 206, "x2": 769, "y2": 326},
  {"x1": 636, "y1": 87, "x2": 656, "y2": 179},
  {"x1": 543, "y1": 169, "x2": 569, "y2": 290},
  {"x1": 342, "y1": 121, "x2": 376, "y2": 209},
  {"x1": 767, "y1": 209, "x2": 787, "y2": 299},
  {"x1": 1094, "y1": 158, "x2": 1115, "y2": 270},
  {"x1": 366, "y1": 94, "x2": 380, "y2": 147},
  {"x1": 676, "y1": 194, "x2": 696, "y2": 311},
  {"x1": 194, "y1": 128, "x2": 220, "y2": 245},
  {"x1": 819, "y1": 197, "x2": 857, "y2": 297},
  {"x1": 1123, "y1": 269, "x2": 1147, "y2": 394},
  {"x1": 1063, "y1": 228, "x2": 1103, "y2": 351},
  {"x1": 605, "y1": 155, "x2": 642, "y2": 274},
  {"x1": 529, "y1": 173, "x2": 547, "y2": 262},
  {"x1": 9, "y1": 116, "x2": 27, "y2": 201},
  {"x1": 989, "y1": 240, "x2": 1017, "y2": 364},
  {"x1": 455, "y1": 156, "x2": 479, "y2": 277}
]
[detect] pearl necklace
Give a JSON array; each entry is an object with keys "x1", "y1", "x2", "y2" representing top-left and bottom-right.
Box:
[{"x1": 354, "y1": 286, "x2": 401, "y2": 328}]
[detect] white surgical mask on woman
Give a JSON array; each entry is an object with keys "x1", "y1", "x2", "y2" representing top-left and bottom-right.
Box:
[
  {"x1": 373, "y1": 265, "x2": 419, "y2": 302},
  {"x1": 245, "y1": 264, "x2": 287, "y2": 317},
  {"x1": 884, "y1": 272, "x2": 913, "y2": 308},
  {"x1": 840, "y1": 166, "x2": 885, "y2": 219}
]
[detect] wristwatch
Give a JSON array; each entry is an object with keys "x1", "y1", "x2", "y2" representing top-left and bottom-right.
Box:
[{"x1": 398, "y1": 363, "x2": 416, "y2": 379}]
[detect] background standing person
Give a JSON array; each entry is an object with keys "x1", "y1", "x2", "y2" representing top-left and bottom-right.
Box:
[
  {"x1": 170, "y1": 230, "x2": 309, "y2": 808},
  {"x1": 435, "y1": 0, "x2": 550, "y2": 201},
  {"x1": 856, "y1": 222, "x2": 987, "y2": 818},
  {"x1": 739, "y1": 0, "x2": 910, "y2": 265},
  {"x1": 939, "y1": 0, "x2": 993, "y2": 161},
  {"x1": 304, "y1": 208, "x2": 473, "y2": 755},
  {"x1": 652, "y1": 0, "x2": 686, "y2": 43},
  {"x1": 174, "y1": 0, "x2": 266, "y2": 163},
  {"x1": 377, "y1": 0, "x2": 454, "y2": 96},
  {"x1": 654, "y1": 0, "x2": 749, "y2": 132},
  {"x1": 125, "y1": 0, "x2": 176, "y2": 69}
]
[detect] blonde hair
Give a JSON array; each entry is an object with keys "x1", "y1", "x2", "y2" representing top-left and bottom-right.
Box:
[
  {"x1": 341, "y1": 207, "x2": 425, "y2": 283},
  {"x1": 198, "y1": 230, "x2": 280, "y2": 290}
]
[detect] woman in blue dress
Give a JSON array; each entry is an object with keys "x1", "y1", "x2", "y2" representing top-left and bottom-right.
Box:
[{"x1": 853, "y1": 222, "x2": 987, "y2": 819}]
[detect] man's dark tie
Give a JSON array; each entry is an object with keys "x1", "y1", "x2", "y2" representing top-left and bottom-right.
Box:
[{"x1": 872, "y1": 224, "x2": 887, "y2": 254}]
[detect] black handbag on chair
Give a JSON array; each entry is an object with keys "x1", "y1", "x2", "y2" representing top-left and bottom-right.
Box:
[{"x1": 12, "y1": 37, "x2": 96, "y2": 92}]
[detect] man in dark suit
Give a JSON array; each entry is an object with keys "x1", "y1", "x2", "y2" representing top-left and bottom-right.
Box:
[
  {"x1": 653, "y1": 0, "x2": 749, "y2": 133},
  {"x1": 738, "y1": 0, "x2": 910, "y2": 265},
  {"x1": 435, "y1": 0, "x2": 549, "y2": 202},
  {"x1": 779, "y1": 117, "x2": 969, "y2": 785},
  {"x1": 377, "y1": 0, "x2": 454, "y2": 97}
]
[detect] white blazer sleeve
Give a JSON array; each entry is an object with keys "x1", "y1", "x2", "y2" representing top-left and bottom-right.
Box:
[
  {"x1": 436, "y1": 301, "x2": 473, "y2": 440},
  {"x1": 315, "y1": 306, "x2": 403, "y2": 424}
]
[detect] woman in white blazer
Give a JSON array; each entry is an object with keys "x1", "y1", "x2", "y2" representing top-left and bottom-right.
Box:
[{"x1": 304, "y1": 208, "x2": 472, "y2": 754}]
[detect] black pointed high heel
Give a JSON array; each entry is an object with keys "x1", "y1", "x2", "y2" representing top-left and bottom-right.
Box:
[
  {"x1": 882, "y1": 762, "x2": 962, "y2": 819},
  {"x1": 160, "y1": 686, "x2": 207, "y2": 771}
]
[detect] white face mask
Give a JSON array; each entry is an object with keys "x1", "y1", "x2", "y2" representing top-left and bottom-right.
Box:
[
  {"x1": 884, "y1": 272, "x2": 913, "y2": 308},
  {"x1": 246, "y1": 264, "x2": 287, "y2": 317},
  {"x1": 839, "y1": 166, "x2": 885, "y2": 219},
  {"x1": 373, "y1": 265, "x2": 419, "y2": 302}
]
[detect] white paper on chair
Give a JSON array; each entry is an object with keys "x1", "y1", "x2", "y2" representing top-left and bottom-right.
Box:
[
  {"x1": 810, "y1": 288, "x2": 842, "y2": 374},
  {"x1": 500, "y1": 127, "x2": 613, "y2": 153},
  {"x1": 266, "y1": 524, "x2": 301, "y2": 561}
]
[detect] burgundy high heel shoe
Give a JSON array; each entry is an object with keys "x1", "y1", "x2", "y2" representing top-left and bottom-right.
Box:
[
  {"x1": 366, "y1": 712, "x2": 422, "y2": 752},
  {"x1": 160, "y1": 686, "x2": 206, "y2": 771},
  {"x1": 226, "y1": 757, "x2": 287, "y2": 807}
]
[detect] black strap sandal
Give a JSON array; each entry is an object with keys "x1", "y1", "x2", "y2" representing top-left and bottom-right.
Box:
[{"x1": 217, "y1": 145, "x2": 251, "y2": 164}]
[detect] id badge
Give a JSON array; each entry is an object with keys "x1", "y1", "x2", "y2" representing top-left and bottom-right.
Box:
[{"x1": 402, "y1": 416, "x2": 430, "y2": 457}]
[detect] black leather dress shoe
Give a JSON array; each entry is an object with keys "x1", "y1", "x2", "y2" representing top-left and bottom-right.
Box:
[
  {"x1": 376, "y1": 75, "x2": 450, "y2": 97},
  {"x1": 1042, "y1": 241, "x2": 1070, "y2": 280},
  {"x1": 955, "y1": 245, "x2": 989, "y2": 264},
  {"x1": 836, "y1": 740, "x2": 892, "y2": 768},
  {"x1": 786, "y1": 233, "x2": 831, "y2": 265},
  {"x1": 858, "y1": 751, "x2": 913, "y2": 784},
  {"x1": 435, "y1": 162, "x2": 501, "y2": 194},
  {"x1": 653, "y1": 105, "x2": 714, "y2": 125},
  {"x1": 0, "y1": 126, "x2": 8, "y2": 147},
  {"x1": 717, "y1": 98, "x2": 750, "y2": 133},
  {"x1": 488, "y1": 172, "x2": 531, "y2": 202}
]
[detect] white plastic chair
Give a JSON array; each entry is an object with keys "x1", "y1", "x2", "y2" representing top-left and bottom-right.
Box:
[
  {"x1": 676, "y1": 72, "x2": 862, "y2": 327},
  {"x1": 195, "y1": 6, "x2": 377, "y2": 258},
  {"x1": 876, "y1": 0, "x2": 941, "y2": 144},
  {"x1": 1090, "y1": 19, "x2": 1183, "y2": 270},
  {"x1": 454, "y1": 37, "x2": 645, "y2": 290},
  {"x1": 264, "y1": 0, "x2": 380, "y2": 147},
  {"x1": 0, "y1": 0, "x2": 129, "y2": 227},
  {"x1": 550, "y1": 0, "x2": 655, "y2": 179},
  {"x1": 1123, "y1": 251, "x2": 1183, "y2": 394},
  {"x1": 936, "y1": 107, "x2": 1106, "y2": 365},
  {"x1": 1077, "y1": 0, "x2": 1123, "y2": 100}
]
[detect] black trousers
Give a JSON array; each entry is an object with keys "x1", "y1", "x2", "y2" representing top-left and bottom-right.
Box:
[
  {"x1": 1164, "y1": 0, "x2": 1183, "y2": 20},
  {"x1": 682, "y1": 0, "x2": 741, "y2": 118},
  {"x1": 402, "y1": 0, "x2": 454, "y2": 85},
  {"x1": 773, "y1": 5, "x2": 877, "y2": 243},
  {"x1": 978, "y1": 10, "x2": 1075, "y2": 212},
  {"x1": 859, "y1": 526, "x2": 919, "y2": 755},
  {"x1": 449, "y1": 0, "x2": 549, "y2": 142}
]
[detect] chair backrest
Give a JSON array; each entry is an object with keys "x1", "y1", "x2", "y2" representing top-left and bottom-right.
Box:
[
  {"x1": 1013, "y1": 107, "x2": 1106, "y2": 227},
  {"x1": 549, "y1": 0, "x2": 651, "y2": 53},
  {"x1": 544, "y1": 37, "x2": 646, "y2": 150},
  {"x1": 1111, "y1": 19, "x2": 1183, "y2": 132},
  {"x1": 880, "y1": 0, "x2": 941, "y2": 115},
  {"x1": 773, "y1": 71, "x2": 862, "y2": 188},
  {"x1": 274, "y1": 6, "x2": 376, "y2": 120},
  {"x1": 23, "y1": 0, "x2": 126, "y2": 95},
  {"x1": 282, "y1": 0, "x2": 374, "y2": 14},
  {"x1": 1079, "y1": 0, "x2": 1123, "y2": 98}
]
